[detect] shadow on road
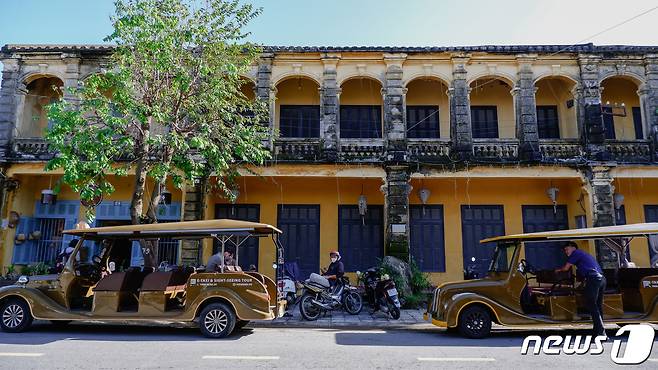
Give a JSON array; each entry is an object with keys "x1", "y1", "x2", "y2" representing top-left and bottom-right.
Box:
[
  {"x1": 334, "y1": 328, "x2": 624, "y2": 347},
  {"x1": 0, "y1": 322, "x2": 255, "y2": 345}
]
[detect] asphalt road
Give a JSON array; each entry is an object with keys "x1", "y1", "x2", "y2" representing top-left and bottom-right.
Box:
[{"x1": 0, "y1": 322, "x2": 657, "y2": 369}]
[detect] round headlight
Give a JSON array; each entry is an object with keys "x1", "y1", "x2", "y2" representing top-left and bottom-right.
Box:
[{"x1": 17, "y1": 275, "x2": 29, "y2": 284}]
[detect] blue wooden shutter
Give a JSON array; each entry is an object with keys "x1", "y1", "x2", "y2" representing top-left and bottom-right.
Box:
[
  {"x1": 131, "y1": 242, "x2": 144, "y2": 267},
  {"x1": 602, "y1": 107, "x2": 616, "y2": 140},
  {"x1": 12, "y1": 217, "x2": 38, "y2": 264},
  {"x1": 156, "y1": 202, "x2": 181, "y2": 221},
  {"x1": 338, "y1": 205, "x2": 384, "y2": 272},
  {"x1": 410, "y1": 205, "x2": 445, "y2": 272},
  {"x1": 632, "y1": 107, "x2": 643, "y2": 140}
]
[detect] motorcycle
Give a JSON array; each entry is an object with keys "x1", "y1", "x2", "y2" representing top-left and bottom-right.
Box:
[
  {"x1": 299, "y1": 273, "x2": 363, "y2": 321},
  {"x1": 360, "y1": 267, "x2": 401, "y2": 319}
]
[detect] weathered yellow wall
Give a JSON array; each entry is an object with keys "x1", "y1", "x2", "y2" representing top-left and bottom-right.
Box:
[
  {"x1": 340, "y1": 78, "x2": 382, "y2": 105},
  {"x1": 405, "y1": 78, "x2": 450, "y2": 138},
  {"x1": 19, "y1": 77, "x2": 63, "y2": 138},
  {"x1": 206, "y1": 175, "x2": 385, "y2": 279},
  {"x1": 0, "y1": 172, "x2": 183, "y2": 270},
  {"x1": 274, "y1": 77, "x2": 320, "y2": 133},
  {"x1": 613, "y1": 178, "x2": 658, "y2": 267},
  {"x1": 535, "y1": 77, "x2": 578, "y2": 139},
  {"x1": 409, "y1": 177, "x2": 584, "y2": 284},
  {"x1": 601, "y1": 77, "x2": 641, "y2": 140},
  {"x1": 469, "y1": 78, "x2": 515, "y2": 138}
]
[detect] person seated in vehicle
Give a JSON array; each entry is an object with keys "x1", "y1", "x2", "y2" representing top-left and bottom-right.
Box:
[
  {"x1": 321, "y1": 251, "x2": 344, "y2": 288},
  {"x1": 206, "y1": 249, "x2": 238, "y2": 272},
  {"x1": 55, "y1": 239, "x2": 78, "y2": 273}
]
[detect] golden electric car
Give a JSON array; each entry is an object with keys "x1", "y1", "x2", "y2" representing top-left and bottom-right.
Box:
[
  {"x1": 0, "y1": 219, "x2": 285, "y2": 338},
  {"x1": 425, "y1": 223, "x2": 658, "y2": 338}
]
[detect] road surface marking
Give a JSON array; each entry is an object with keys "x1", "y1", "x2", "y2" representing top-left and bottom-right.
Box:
[
  {"x1": 418, "y1": 357, "x2": 496, "y2": 362},
  {"x1": 203, "y1": 355, "x2": 279, "y2": 360},
  {"x1": 0, "y1": 353, "x2": 44, "y2": 357}
]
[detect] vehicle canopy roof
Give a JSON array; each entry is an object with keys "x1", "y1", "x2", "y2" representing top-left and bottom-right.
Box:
[
  {"x1": 480, "y1": 222, "x2": 658, "y2": 244},
  {"x1": 63, "y1": 219, "x2": 282, "y2": 240}
]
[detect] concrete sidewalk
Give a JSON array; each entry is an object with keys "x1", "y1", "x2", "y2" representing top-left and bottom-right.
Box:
[{"x1": 252, "y1": 306, "x2": 430, "y2": 328}]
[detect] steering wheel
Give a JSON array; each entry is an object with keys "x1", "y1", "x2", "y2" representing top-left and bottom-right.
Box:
[
  {"x1": 519, "y1": 259, "x2": 537, "y2": 275},
  {"x1": 76, "y1": 257, "x2": 102, "y2": 281}
]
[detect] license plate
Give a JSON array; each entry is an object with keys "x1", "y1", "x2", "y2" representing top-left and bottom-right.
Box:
[{"x1": 387, "y1": 288, "x2": 398, "y2": 297}]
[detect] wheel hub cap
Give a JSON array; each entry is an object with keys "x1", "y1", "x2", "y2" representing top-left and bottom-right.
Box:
[
  {"x1": 204, "y1": 309, "x2": 227, "y2": 334},
  {"x1": 2, "y1": 304, "x2": 24, "y2": 328}
]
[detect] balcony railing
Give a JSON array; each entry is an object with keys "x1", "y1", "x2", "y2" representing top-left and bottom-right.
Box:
[
  {"x1": 605, "y1": 140, "x2": 652, "y2": 162},
  {"x1": 539, "y1": 139, "x2": 584, "y2": 161},
  {"x1": 408, "y1": 139, "x2": 451, "y2": 162},
  {"x1": 11, "y1": 137, "x2": 52, "y2": 159},
  {"x1": 472, "y1": 139, "x2": 519, "y2": 160},
  {"x1": 273, "y1": 138, "x2": 322, "y2": 161},
  {"x1": 7, "y1": 136, "x2": 656, "y2": 165},
  {"x1": 339, "y1": 138, "x2": 385, "y2": 162}
]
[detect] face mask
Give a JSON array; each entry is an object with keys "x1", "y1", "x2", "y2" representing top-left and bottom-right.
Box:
[{"x1": 331, "y1": 257, "x2": 337, "y2": 263}]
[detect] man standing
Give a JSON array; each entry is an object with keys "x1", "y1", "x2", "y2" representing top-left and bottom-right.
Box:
[{"x1": 555, "y1": 241, "x2": 606, "y2": 337}]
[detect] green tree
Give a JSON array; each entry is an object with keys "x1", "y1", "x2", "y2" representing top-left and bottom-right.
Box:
[{"x1": 46, "y1": 0, "x2": 270, "y2": 266}]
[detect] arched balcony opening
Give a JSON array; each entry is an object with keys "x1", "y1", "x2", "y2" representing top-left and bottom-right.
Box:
[
  {"x1": 339, "y1": 77, "x2": 383, "y2": 139},
  {"x1": 535, "y1": 77, "x2": 578, "y2": 139},
  {"x1": 469, "y1": 77, "x2": 514, "y2": 139},
  {"x1": 275, "y1": 76, "x2": 320, "y2": 138},
  {"x1": 405, "y1": 78, "x2": 449, "y2": 139},
  {"x1": 239, "y1": 78, "x2": 256, "y2": 101},
  {"x1": 19, "y1": 76, "x2": 63, "y2": 138},
  {"x1": 601, "y1": 77, "x2": 643, "y2": 140}
]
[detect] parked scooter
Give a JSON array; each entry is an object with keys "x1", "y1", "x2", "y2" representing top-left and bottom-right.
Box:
[
  {"x1": 299, "y1": 273, "x2": 363, "y2": 320},
  {"x1": 360, "y1": 267, "x2": 401, "y2": 319},
  {"x1": 279, "y1": 262, "x2": 301, "y2": 308}
]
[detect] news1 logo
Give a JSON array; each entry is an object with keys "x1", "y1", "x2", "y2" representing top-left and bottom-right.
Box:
[{"x1": 521, "y1": 324, "x2": 655, "y2": 365}]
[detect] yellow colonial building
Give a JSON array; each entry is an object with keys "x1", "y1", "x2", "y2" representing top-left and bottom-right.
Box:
[{"x1": 1, "y1": 44, "x2": 658, "y2": 285}]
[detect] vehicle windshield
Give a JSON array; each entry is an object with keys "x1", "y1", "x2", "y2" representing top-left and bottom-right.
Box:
[{"x1": 488, "y1": 243, "x2": 516, "y2": 273}]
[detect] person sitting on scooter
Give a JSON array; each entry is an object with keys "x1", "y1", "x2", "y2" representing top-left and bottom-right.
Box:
[{"x1": 321, "y1": 251, "x2": 344, "y2": 287}]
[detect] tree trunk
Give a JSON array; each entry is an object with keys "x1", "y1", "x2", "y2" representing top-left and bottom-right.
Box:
[{"x1": 130, "y1": 121, "x2": 157, "y2": 268}]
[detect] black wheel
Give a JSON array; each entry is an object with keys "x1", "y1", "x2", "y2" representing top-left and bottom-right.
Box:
[
  {"x1": 389, "y1": 304, "x2": 401, "y2": 320},
  {"x1": 198, "y1": 303, "x2": 236, "y2": 338},
  {"x1": 234, "y1": 320, "x2": 250, "y2": 331},
  {"x1": 343, "y1": 292, "x2": 363, "y2": 315},
  {"x1": 0, "y1": 298, "x2": 33, "y2": 333},
  {"x1": 299, "y1": 293, "x2": 321, "y2": 321},
  {"x1": 458, "y1": 305, "x2": 492, "y2": 339},
  {"x1": 50, "y1": 320, "x2": 72, "y2": 327}
]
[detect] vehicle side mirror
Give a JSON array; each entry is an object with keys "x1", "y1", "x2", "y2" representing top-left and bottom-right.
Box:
[
  {"x1": 109, "y1": 261, "x2": 116, "y2": 272},
  {"x1": 517, "y1": 262, "x2": 524, "y2": 273}
]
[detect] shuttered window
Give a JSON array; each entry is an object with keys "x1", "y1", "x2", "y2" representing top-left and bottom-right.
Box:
[
  {"x1": 407, "y1": 106, "x2": 440, "y2": 138},
  {"x1": 522, "y1": 205, "x2": 569, "y2": 270},
  {"x1": 279, "y1": 105, "x2": 320, "y2": 138},
  {"x1": 632, "y1": 107, "x2": 643, "y2": 140},
  {"x1": 602, "y1": 107, "x2": 616, "y2": 140},
  {"x1": 410, "y1": 205, "x2": 445, "y2": 272},
  {"x1": 470, "y1": 106, "x2": 499, "y2": 139},
  {"x1": 339, "y1": 105, "x2": 382, "y2": 139},
  {"x1": 338, "y1": 205, "x2": 384, "y2": 272},
  {"x1": 536, "y1": 105, "x2": 560, "y2": 139}
]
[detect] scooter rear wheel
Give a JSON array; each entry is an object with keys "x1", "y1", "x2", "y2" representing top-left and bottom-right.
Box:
[{"x1": 299, "y1": 293, "x2": 322, "y2": 321}]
